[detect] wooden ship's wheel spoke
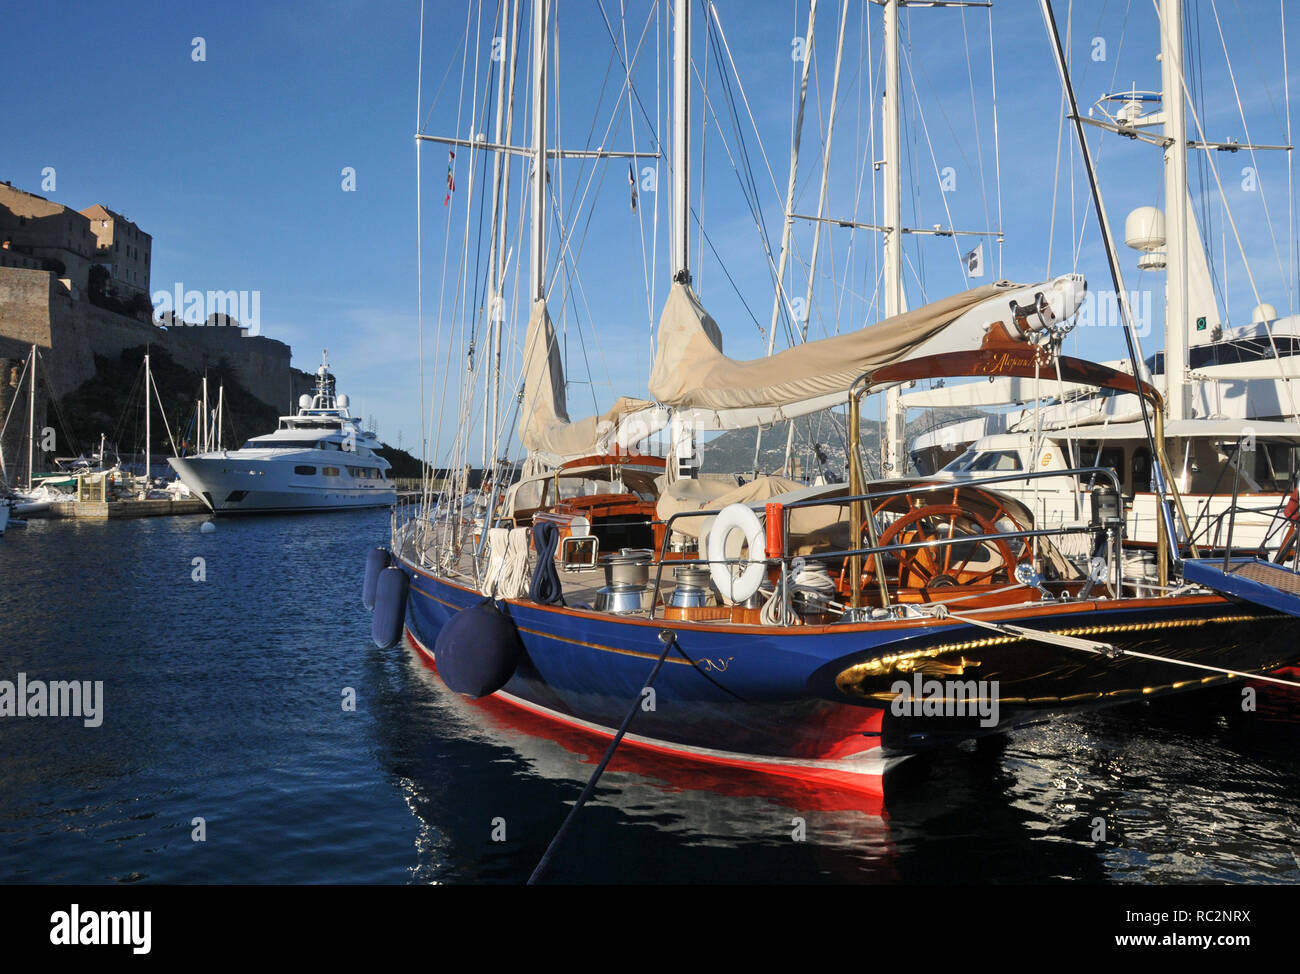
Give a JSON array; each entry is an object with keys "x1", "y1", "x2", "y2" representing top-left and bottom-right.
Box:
[{"x1": 844, "y1": 496, "x2": 1031, "y2": 597}]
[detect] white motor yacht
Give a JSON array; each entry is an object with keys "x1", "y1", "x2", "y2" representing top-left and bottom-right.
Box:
[{"x1": 169, "y1": 353, "x2": 396, "y2": 514}]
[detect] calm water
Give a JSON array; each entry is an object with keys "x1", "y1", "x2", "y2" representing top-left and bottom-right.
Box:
[{"x1": 1, "y1": 511, "x2": 1298, "y2": 884}]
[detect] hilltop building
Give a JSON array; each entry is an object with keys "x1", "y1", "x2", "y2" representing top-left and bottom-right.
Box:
[
  {"x1": 0, "y1": 181, "x2": 94, "y2": 296},
  {"x1": 79, "y1": 203, "x2": 151, "y2": 301},
  {"x1": 0, "y1": 179, "x2": 307, "y2": 483}
]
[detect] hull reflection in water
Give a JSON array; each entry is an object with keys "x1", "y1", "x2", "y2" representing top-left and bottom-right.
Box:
[{"x1": 403, "y1": 630, "x2": 887, "y2": 817}]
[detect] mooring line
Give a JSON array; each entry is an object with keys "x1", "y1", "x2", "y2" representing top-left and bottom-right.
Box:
[{"x1": 526, "y1": 629, "x2": 678, "y2": 885}]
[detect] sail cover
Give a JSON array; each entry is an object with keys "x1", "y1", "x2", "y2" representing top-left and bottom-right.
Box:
[
  {"x1": 648, "y1": 281, "x2": 1013, "y2": 411},
  {"x1": 519, "y1": 299, "x2": 653, "y2": 459}
]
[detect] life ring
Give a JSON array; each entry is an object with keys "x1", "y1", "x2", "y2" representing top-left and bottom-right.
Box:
[{"x1": 707, "y1": 503, "x2": 768, "y2": 604}]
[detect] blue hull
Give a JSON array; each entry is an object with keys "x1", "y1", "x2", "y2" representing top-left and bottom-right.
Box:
[{"x1": 396, "y1": 554, "x2": 1300, "y2": 781}]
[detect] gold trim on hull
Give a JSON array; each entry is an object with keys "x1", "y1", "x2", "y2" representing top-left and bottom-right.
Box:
[{"x1": 836, "y1": 613, "x2": 1291, "y2": 706}]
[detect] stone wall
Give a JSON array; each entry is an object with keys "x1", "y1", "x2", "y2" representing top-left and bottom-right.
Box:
[{"x1": 0, "y1": 264, "x2": 301, "y2": 428}]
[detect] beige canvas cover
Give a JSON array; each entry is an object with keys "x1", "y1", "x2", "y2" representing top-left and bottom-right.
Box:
[
  {"x1": 648, "y1": 281, "x2": 1012, "y2": 410},
  {"x1": 519, "y1": 299, "x2": 652, "y2": 459},
  {"x1": 658, "y1": 474, "x2": 806, "y2": 538}
]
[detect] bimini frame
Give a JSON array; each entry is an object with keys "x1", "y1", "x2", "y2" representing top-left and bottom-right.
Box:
[{"x1": 847, "y1": 323, "x2": 1199, "y2": 606}]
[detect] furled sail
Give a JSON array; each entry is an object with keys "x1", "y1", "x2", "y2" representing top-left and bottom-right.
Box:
[
  {"x1": 648, "y1": 280, "x2": 1016, "y2": 411},
  {"x1": 519, "y1": 299, "x2": 655, "y2": 460}
]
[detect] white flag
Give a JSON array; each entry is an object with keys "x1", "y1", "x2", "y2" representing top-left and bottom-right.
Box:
[{"x1": 964, "y1": 242, "x2": 984, "y2": 278}]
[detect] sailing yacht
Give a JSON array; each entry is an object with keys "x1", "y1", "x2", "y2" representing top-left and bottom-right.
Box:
[
  {"x1": 374, "y1": 0, "x2": 1300, "y2": 795},
  {"x1": 170, "y1": 352, "x2": 395, "y2": 514}
]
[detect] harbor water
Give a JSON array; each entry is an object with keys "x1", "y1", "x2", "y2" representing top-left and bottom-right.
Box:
[{"x1": 1, "y1": 511, "x2": 1298, "y2": 884}]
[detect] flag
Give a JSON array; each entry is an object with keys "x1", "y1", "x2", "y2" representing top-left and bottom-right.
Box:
[
  {"x1": 964, "y1": 242, "x2": 984, "y2": 278},
  {"x1": 628, "y1": 163, "x2": 637, "y2": 211},
  {"x1": 443, "y1": 150, "x2": 456, "y2": 206}
]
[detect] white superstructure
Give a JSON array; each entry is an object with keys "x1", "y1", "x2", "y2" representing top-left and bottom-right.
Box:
[{"x1": 169, "y1": 352, "x2": 395, "y2": 514}]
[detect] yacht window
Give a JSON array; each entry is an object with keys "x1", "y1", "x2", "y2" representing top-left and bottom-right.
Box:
[
  {"x1": 1132, "y1": 447, "x2": 1152, "y2": 493},
  {"x1": 294, "y1": 465, "x2": 316, "y2": 475},
  {"x1": 1253, "y1": 440, "x2": 1299, "y2": 492},
  {"x1": 322, "y1": 466, "x2": 340, "y2": 477},
  {"x1": 940, "y1": 448, "x2": 979, "y2": 473},
  {"x1": 966, "y1": 450, "x2": 1023, "y2": 472}
]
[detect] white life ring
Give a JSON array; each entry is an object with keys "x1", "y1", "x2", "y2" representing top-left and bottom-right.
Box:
[{"x1": 706, "y1": 503, "x2": 767, "y2": 605}]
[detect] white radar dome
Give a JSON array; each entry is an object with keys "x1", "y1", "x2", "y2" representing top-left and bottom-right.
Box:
[
  {"x1": 298, "y1": 394, "x2": 312, "y2": 410},
  {"x1": 1125, "y1": 206, "x2": 1166, "y2": 251},
  {"x1": 337, "y1": 394, "x2": 349, "y2": 408},
  {"x1": 1252, "y1": 303, "x2": 1278, "y2": 324}
]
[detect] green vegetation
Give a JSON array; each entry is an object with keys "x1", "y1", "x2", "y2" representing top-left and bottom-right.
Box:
[
  {"x1": 58, "y1": 346, "x2": 280, "y2": 457},
  {"x1": 375, "y1": 444, "x2": 423, "y2": 479}
]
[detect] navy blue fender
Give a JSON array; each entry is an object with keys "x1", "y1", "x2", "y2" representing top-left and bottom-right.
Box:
[
  {"x1": 433, "y1": 598, "x2": 523, "y2": 698},
  {"x1": 371, "y1": 566, "x2": 410, "y2": 649},
  {"x1": 363, "y1": 546, "x2": 392, "y2": 610}
]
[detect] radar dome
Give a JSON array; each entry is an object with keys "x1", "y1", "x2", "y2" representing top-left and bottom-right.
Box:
[
  {"x1": 1125, "y1": 206, "x2": 1166, "y2": 251},
  {"x1": 337, "y1": 394, "x2": 350, "y2": 408},
  {"x1": 298, "y1": 394, "x2": 312, "y2": 410},
  {"x1": 1252, "y1": 303, "x2": 1278, "y2": 324}
]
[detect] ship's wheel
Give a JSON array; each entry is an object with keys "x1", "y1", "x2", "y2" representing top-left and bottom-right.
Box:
[{"x1": 843, "y1": 489, "x2": 1031, "y2": 593}]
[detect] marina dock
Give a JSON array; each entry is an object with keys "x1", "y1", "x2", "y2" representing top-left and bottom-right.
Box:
[{"x1": 41, "y1": 498, "x2": 210, "y2": 519}]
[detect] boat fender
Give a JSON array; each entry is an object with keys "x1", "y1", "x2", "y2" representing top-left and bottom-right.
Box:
[
  {"x1": 363, "y1": 546, "x2": 391, "y2": 610},
  {"x1": 433, "y1": 597, "x2": 523, "y2": 697},
  {"x1": 707, "y1": 503, "x2": 767, "y2": 605},
  {"x1": 371, "y1": 566, "x2": 410, "y2": 649}
]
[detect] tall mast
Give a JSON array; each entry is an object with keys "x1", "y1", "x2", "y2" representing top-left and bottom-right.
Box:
[
  {"x1": 1160, "y1": 0, "x2": 1190, "y2": 422},
  {"x1": 784, "y1": 0, "x2": 848, "y2": 476},
  {"x1": 26, "y1": 344, "x2": 35, "y2": 490},
  {"x1": 144, "y1": 352, "x2": 152, "y2": 491},
  {"x1": 881, "y1": 0, "x2": 906, "y2": 475},
  {"x1": 758, "y1": 0, "x2": 818, "y2": 475},
  {"x1": 766, "y1": 0, "x2": 818, "y2": 352},
  {"x1": 216, "y1": 384, "x2": 224, "y2": 452},
  {"x1": 201, "y1": 375, "x2": 209, "y2": 454},
  {"x1": 489, "y1": 0, "x2": 521, "y2": 471},
  {"x1": 530, "y1": 0, "x2": 549, "y2": 303},
  {"x1": 883, "y1": 0, "x2": 903, "y2": 321},
  {"x1": 672, "y1": 0, "x2": 690, "y2": 284}
]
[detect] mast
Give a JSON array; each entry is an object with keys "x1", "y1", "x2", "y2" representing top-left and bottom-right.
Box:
[
  {"x1": 144, "y1": 351, "x2": 152, "y2": 491},
  {"x1": 766, "y1": 0, "x2": 818, "y2": 352},
  {"x1": 881, "y1": 0, "x2": 906, "y2": 476},
  {"x1": 759, "y1": 0, "x2": 818, "y2": 475},
  {"x1": 26, "y1": 344, "x2": 35, "y2": 490},
  {"x1": 783, "y1": 0, "x2": 848, "y2": 476},
  {"x1": 530, "y1": 0, "x2": 549, "y2": 303},
  {"x1": 1160, "y1": 0, "x2": 1190, "y2": 422},
  {"x1": 201, "y1": 375, "x2": 209, "y2": 454},
  {"x1": 672, "y1": 0, "x2": 690, "y2": 284},
  {"x1": 216, "y1": 384, "x2": 224, "y2": 451},
  {"x1": 489, "y1": 0, "x2": 521, "y2": 472}
]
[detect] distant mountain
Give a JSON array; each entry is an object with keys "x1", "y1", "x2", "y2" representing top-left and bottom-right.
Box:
[{"x1": 698, "y1": 406, "x2": 986, "y2": 478}]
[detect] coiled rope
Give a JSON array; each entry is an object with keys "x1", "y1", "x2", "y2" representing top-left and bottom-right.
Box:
[
  {"x1": 480, "y1": 526, "x2": 510, "y2": 597},
  {"x1": 530, "y1": 521, "x2": 565, "y2": 605},
  {"x1": 760, "y1": 561, "x2": 838, "y2": 625},
  {"x1": 497, "y1": 526, "x2": 531, "y2": 599}
]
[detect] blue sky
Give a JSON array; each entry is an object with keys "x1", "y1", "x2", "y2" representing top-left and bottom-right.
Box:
[{"x1": 3, "y1": 0, "x2": 1295, "y2": 463}]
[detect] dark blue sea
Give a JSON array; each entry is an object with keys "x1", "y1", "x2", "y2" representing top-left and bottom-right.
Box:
[{"x1": 2, "y1": 510, "x2": 1299, "y2": 885}]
